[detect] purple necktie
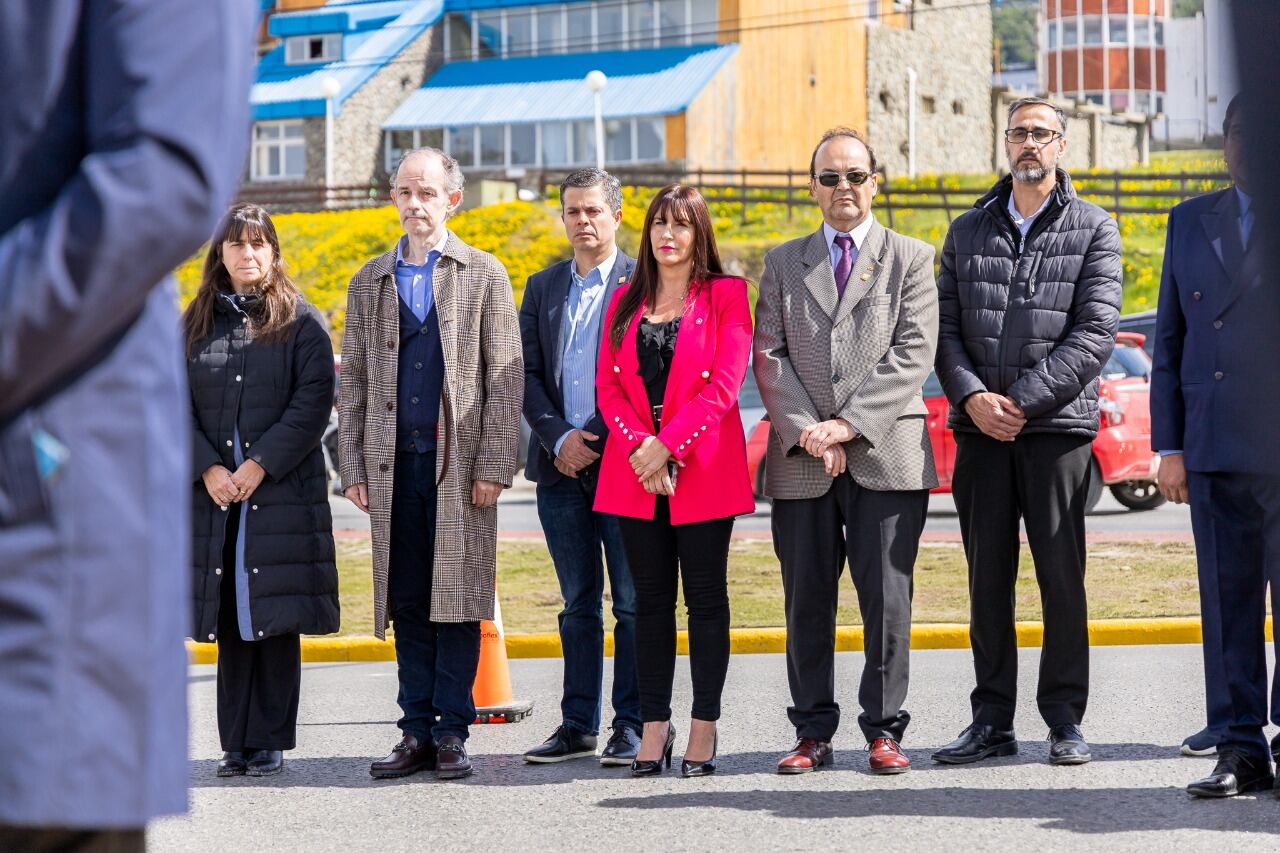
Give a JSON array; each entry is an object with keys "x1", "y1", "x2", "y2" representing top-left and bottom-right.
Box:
[{"x1": 833, "y1": 233, "x2": 855, "y2": 298}]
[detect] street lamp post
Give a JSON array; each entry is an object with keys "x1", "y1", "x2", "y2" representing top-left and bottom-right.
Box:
[
  {"x1": 585, "y1": 70, "x2": 607, "y2": 170},
  {"x1": 321, "y1": 75, "x2": 341, "y2": 205}
]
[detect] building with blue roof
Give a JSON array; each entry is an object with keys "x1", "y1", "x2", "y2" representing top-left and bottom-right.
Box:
[{"x1": 247, "y1": 1, "x2": 996, "y2": 195}]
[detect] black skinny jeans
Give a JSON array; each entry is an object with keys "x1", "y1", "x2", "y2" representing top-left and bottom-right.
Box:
[{"x1": 617, "y1": 497, "x2": 733, "y2": 722}]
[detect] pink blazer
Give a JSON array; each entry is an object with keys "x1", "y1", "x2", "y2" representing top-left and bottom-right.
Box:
[{"x1": 593, "y1": 275, "x2": 756, "y2": 525}]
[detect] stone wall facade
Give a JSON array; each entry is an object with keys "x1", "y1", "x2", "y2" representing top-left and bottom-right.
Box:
[{"x1": 865, "y1": 0, "x2": 993, "y2": 177}]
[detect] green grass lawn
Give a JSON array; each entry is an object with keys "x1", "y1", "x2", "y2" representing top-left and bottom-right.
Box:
[{"x1": 328, "y1": 536, "x2": 1199, "y2": 638}]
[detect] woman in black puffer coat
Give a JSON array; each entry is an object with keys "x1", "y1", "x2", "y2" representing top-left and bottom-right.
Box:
[{"x1": 183, "y1": 203, "x2": 339, "y2": 778}]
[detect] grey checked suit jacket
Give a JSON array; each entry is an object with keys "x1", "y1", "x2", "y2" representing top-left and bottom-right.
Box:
[{"x1": 753, "y1": 220, "x2": 940, "y2": 499}]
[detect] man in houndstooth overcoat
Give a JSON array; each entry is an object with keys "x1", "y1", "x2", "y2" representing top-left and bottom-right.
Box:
[{"x1": 339, "y1": 148, "x2": 523, "y2": 781}]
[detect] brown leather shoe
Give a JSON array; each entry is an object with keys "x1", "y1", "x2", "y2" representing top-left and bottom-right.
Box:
[
  {"x1": 777, "y1": 737, "x2": 833, "y2": 774},
  {"x1": 868, "y1": 737, "x2": 910, "y2": 775},
  {"x1": 435, "y1": 735, "x2": 473, "y2": 780},
  {"x1": 369, "y1": 734, "x2": 436, "y2": 779}
]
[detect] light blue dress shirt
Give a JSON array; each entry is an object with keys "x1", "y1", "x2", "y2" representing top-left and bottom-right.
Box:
[
  {"x1": 395, "y1": 231, "x2": 447, "y2": 322},
  {"x1": 822, "y1": 217, "x2": 874, "y2": 275},
  {"x1": 1007, "y1": 190, "x2": 1052, "y2": 247},
  {"x1": 554, "y1": 250, "x2": 616, "y2": 455}
]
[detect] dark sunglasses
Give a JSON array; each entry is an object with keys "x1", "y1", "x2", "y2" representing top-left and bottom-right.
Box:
[{"x1": 814, "y1": 169, "x2": 872, "y2": 188}]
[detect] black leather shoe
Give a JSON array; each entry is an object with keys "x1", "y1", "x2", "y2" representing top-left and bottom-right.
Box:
[
  {"x1": 1187, "y1": 750, "x2": 1275, "y2": 797},
  {"x1": 931, "y1": 723, "x2": 1018, "y2": 765},
  {"x1": 631, "y1": 723, "x2": 676, "y2": 777},
  {"x1": 1048, "y1": 725, "x2": 1092, "y2": 765},
  {"x1": 523, "y1": 725, "x2": 598, "y2": 763},
  {"x1": 599, "y1": 726, "x2": 641, "y2": 766},
  {"x1": 680, "y1": 733, "x2": 718, "y2": 778},
  {"x1": 217, "y1": 751, "x2": 248, "y2": 777},
  {"x1": 245, "y1": 749, "x2": 283, "y2": 777}
]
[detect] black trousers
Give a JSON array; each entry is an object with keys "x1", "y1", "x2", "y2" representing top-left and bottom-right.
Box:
[
  {"x1": 1189, "y1": 470, "x2": 1280, "y2": 761},
  {"x1": 773, "y1": 474, "x2": 927, "y2": 743},
  {"x1": 952, "y1": 431, "x2": 1092, "y2": 729},
  {"x1": 0, "y1": 828, "x2": 144, "y2": 853},
  {"x1": 216, "y1": 510, "x2": 301, "y2": 752},
  {"x1": 617, "y1": 497, "x2": 733, "y2": 722}
]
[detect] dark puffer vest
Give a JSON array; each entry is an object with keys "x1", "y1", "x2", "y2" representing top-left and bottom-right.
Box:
[
  {"x1": 935, "y1": 169, "x2": 1123, "y2": 437},
  {"x1": 188, "y1": 292, "x2": 339, "y2": 641}
]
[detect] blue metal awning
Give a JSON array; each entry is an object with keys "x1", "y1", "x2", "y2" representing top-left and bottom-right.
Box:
[{"x1": 383, "y1": 43, "x2": 737, "y2": 129}]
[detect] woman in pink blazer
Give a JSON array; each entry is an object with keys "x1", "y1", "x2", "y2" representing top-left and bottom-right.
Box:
[{"x1": 594, "y1": 184, "x2": 754, "y2": 778}]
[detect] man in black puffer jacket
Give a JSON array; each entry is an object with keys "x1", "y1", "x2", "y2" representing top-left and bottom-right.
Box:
[{"x1": 931, "y1": 97, "x2": 1122, "y2": 769}]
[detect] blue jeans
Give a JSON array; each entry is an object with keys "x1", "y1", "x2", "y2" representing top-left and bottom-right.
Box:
[
  {"x1": 389, "y1": 450, "x2": 481, "y2": 743},
  {"x1": 537, "y1": 474, "x2": 640, "y2": 735}
]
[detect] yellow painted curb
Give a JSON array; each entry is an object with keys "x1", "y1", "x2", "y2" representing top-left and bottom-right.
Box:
[{"x1": 187, "y1": 617, "x2": 1271, "y2": 663}]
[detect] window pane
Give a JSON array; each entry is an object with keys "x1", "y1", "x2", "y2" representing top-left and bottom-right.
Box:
[
  {"x1": 283, "y1": 121, "x2": 305, "y2": 139},
  {"x1": 690, "y1": 0, "x2": 718, "y2": 43},
  {"x1": 256, "y1": 123, "x2": 281, "y2": 140},
  {"x1": 476, "y1": 10, "x2": 501, "y2": 58},
  {"x1": 286, "y1": 38, "x2": 303, "y2": 63},
  {"x1": 284, "y1": 144, "x2": 306, "y2": 178},
  {"x1": 605, "y1": 119, "x2": 631, "y2": 162},
  {"x1": 445, "y1": 12, "x2": 473, "y2": 60},
  {"x1": 629, "y1": 0, "x2": 655, "y2": 48},
  {"x1": 1047, "y1": 20, "x2": 1058, "y2": 49},
  {"x1": 507, "y1": 10, "x2": 534, "y2": 56},
  {"x1": 574, "y1": 121, "x2": 597, "y2": 165},
  {"x1": 1154, "y1": 20, "x2": 1164, "y2": 46},
  {"x1": 255, "y1": 147, "x2": 270, "y2": 178},
  {"x1": 480, "y1": 125, "x2": 504, "y2": 166},
  {"x1": 510, "y1": 124, "x2": 537, "y2": 165},
  {"x1": 567, "y1": 5, "x2": 592, "y2": 51},
  {"x1": 636, "y1": 116, "x2": 664, "y2": 160},
  {"x1": 1061, "y1": 18, "x2": 1077, "y2": 47},
  {"x1": 1133, "y1": 18, "x2": 1150, "y2": 45},
  {"x1": 658, "y1": 0, "x2": 687, "y2": 45},
  {"x1": 597, "y1": 2, "x2": 624, "y2": 49},
  {"x1": 542, "y1": 122, "x2": 569, "y2": 165},
  {"x1": 1108, "y1": 18, "x2": 1126, "y2": 44},
  {"x1": 268, "y1": 147, "x2": 281, "y2": 177},
  {"x1": 449, "y1": 126, "x2": 475, "y2": 167},
  {"x1": 1082, "y1": 17, "x2": 1101, "y2": 45},
  {"x1": 421, "y1": 128, "x2": 443, "y2": 150},
  {"x1": 537, "y1": 6, "x2": 564, "y2": 53}
]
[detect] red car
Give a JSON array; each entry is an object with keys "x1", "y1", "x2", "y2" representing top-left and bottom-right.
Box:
[{"x1": 746, "y1": 333, "x2": 1164, "y2": 513}]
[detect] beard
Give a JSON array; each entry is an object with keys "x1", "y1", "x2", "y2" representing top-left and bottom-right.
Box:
[{"x1": 1010, "y1": 155, "x2": 1051, "y2": 183}]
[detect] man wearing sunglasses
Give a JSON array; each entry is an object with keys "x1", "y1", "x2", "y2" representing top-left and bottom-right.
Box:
[
  {"x1": 932, "y1": 97, "x2": 1122, "y2": 767},
  {"x1": 754, "y1": 127, "x2": 939, "y2": 777}
]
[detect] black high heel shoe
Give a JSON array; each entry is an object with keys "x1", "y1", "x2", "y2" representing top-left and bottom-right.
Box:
[
  {"x1": 680, "y1": 732, "x2": 718, "y2": 778},
  {"x1": 631, "y1": 723, "x2": 676, "y2": 777}
]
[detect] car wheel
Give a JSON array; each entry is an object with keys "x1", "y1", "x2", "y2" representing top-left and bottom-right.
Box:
[
  {"x1": 1109, "y1": 481, "x2": 1167, "y2": 512},
  {"x1": 1085, "y1": 458, "x2": 1103, "y2": 515}
]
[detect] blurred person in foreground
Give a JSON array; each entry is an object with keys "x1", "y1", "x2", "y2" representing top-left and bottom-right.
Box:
[
  {"x1": 0, "y1": 1, "x2": 256, "y2": 850},
  {"x1": 339, "y1": 148, "x2": 523, "y2": 782},
  {"x1": 184, "y1": 203, "x2": 339, "y2": 780},
  {"x1": 1153, "y1": 94, "x2": 1280, "y2": 799}
]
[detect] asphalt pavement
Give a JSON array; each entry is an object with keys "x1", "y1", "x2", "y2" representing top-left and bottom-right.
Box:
[
  {"x1": 329, "y1": 476, "x2": 1194, "y2": 539},
  {"x1": 153, "y1": 645, "x2": 1279, "y2": 853}
]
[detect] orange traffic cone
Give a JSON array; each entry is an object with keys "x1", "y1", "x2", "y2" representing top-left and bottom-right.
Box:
[{"x1": 472, "y1": 592, "x2": 534, "y2": 724}]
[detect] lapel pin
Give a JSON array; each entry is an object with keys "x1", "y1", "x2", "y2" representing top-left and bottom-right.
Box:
[{"x1": 861, "y1": 272, "x2": 871, "y2": 281}]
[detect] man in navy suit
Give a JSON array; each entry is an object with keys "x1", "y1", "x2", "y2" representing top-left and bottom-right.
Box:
[
  {"x1": 1153, "y1": 94, "x2": 1280, "y2": 798},
  {"x1": 519, "y1": 169, "x2": 642, "y2": 766}
]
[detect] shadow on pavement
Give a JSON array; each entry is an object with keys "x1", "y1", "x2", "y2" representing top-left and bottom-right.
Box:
[
  {"x1": 595, "y1": 785, "x2": 1280, "y2": 835},
  {"x1": 189, "y1": 742, "x2": 1190, "y2": 789}
]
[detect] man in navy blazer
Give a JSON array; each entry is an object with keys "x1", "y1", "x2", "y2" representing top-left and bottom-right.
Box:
[
  {"x1": 1153, "y1": 94, "x2": 1280, "y2": 798},
  {"x1": 519, "y1": 169, "x2": 642, "y2": 766},
  {"x1": 0, "y1": 1, "x2": 255, "y2": 848}
]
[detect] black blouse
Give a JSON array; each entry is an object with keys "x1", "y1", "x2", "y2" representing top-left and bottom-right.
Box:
[{"x1": 637, "y1": 316, "x2": 681, "y2": 410}]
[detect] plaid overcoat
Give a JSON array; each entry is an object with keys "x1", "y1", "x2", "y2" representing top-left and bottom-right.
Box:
[{"x1": 338, "y1": 232, "x2": 523, "y2": 636}]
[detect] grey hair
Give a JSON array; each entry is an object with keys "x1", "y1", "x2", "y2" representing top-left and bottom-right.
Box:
[
  {"x1": 558, "y1": 168, "x2": 623, "y2": 214},
  {"x1": 391, "y1": 146, "x2": 465, "y2": 195},
  {"x1": 1006, "y1": 97, "x2": 1068, "y2": 135}
]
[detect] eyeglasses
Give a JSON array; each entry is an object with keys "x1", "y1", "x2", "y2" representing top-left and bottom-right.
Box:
[
  {"x1": 814, "y1": 169, "x2": 873, "y2": 188},
  {"x1": 1004, "y1": 127, "x2": 1062, "y2": 145}
]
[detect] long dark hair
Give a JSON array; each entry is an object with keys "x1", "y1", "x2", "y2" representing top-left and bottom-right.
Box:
[
  {"x1": 608, "y1": 184, "x2": 724, "y2": 350},
  {"x1": 182, "y1": 203, "x2": 301, "y2": 356}
]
